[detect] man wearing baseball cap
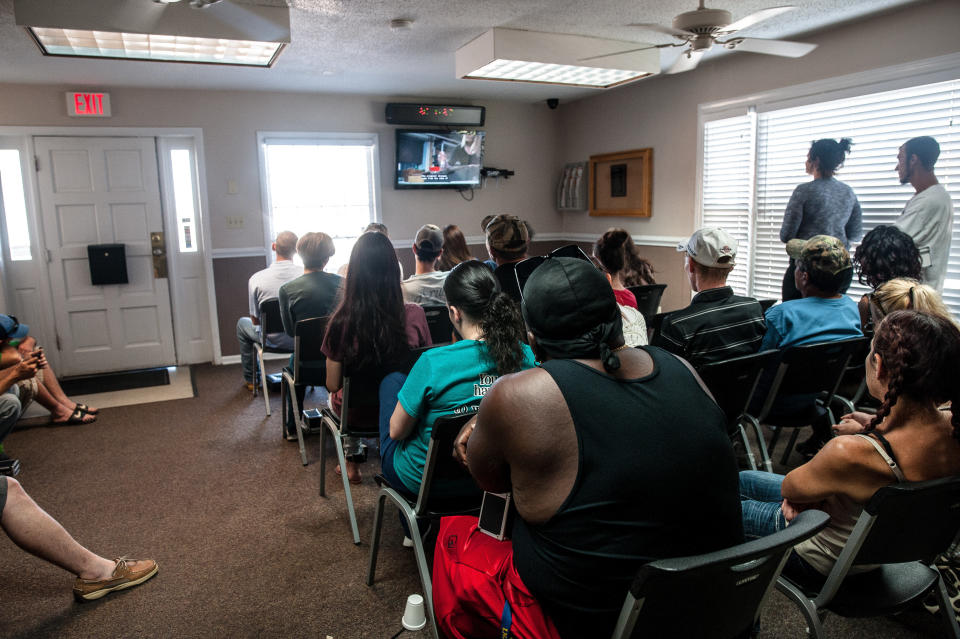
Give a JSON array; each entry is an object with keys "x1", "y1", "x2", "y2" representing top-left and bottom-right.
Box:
[
  {"x1": 484, "y1": 214, "x2": 530, "y2": 301},
  {"x1": 652, "y1": 228, "x2": 766, "y2": 368},
  {"x1": 433, "y1": 257, "x2": 742, "y2": 639},
  {"x1": 756, "y1": 235, "x2": 862, "y2": 456},
  {"x1": 401, "y1": 224, "x2": 448, "y2": 305}
]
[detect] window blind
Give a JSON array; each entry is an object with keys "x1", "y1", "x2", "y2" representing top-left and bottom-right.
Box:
[
  {"x1": 701, "y1": 77, "x2": 960, "y2": 316},
  {"x1": 701, "y1": 114, "x2": 754, "y2": 296}
]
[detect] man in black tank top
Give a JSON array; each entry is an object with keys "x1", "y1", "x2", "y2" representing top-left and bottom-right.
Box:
[{"x1": 432, "y1": 258, "x2": 744, "y2": 639}]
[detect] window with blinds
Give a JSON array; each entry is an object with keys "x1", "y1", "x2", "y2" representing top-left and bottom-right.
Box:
[{"x1": 701, "y1": 77, "x2": 960, "y2": 315}]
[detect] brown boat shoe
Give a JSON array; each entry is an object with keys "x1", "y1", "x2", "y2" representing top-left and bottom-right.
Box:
[{"x1": 73, "y1": 558, "x2": 159, "y2": 602}]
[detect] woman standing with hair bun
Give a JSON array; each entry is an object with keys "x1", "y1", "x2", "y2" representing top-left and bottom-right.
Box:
[
  {"x1": 780, "y1": 137, "x2": 862, "y2": 301},
  {"x1": 379, "y1": 260, "x2": 536, "y2": 495},
  {"x1": 739, "y1": 310, "x2": 960, "y2": 584}
]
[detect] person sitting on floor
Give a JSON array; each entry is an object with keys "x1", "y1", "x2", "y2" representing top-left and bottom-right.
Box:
[
  {"x1": 653, "y1": 228, "x2": 765, "y2": 367},
  {"x1": 851, "y1": 225, "x2": 922, "y2": 333},
  {"x1": 754, "y1": 235, "x2": 862, "y2": 457},
  {"x1": 322, "y1": 231, "x2": 431, "y2": 484},
  {"x1": 381, "y1": 260, "x2": 535, "y2": 497},
  {"x1": 401, "y1": 224, "x2": 448, "y2": 306},
  {"x1": 236, "y1": 230, "x2": 302, "y2": 392},
  {"x1": 433, "y1": 256, "x2": 743, "y2": 639},
  {"x1": 0, "y1": 315, "x2": 97, "y2": 425},
  {"x1": 277, "y1": 232, "x2": 342, "y2": 439},
  {"x1": 0, "y1": 475, "x2": 157, "y2": 601},
  {"x1": 739, "y1": 310, "x2": 960, "y2": 588}
]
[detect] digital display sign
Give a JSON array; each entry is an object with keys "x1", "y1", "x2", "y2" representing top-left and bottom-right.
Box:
[{"x1": 386, "y1": 103, "x2": 485, "y2": 126}]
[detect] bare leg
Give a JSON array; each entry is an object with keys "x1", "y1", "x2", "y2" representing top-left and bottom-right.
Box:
[
  {"x1": 34, "y1": 384, "x2": 93, "y2": 423},
  {"x1": 1, "y1": 477, "x2": 115, "y2": 580},
  {"x1": 39, "y1": 363, "x2": 98, "y2": 414}
]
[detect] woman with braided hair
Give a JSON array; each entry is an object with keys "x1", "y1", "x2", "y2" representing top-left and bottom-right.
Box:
[
  {"x1": 379, "y1": 260, "x2": 536, "y2": 496},
  {"x1": 739, "y1": 309, "x2": 960, "y2": 585}
]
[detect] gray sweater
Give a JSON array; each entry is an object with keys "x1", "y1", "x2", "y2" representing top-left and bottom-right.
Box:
[{"x1": 780, "y1": 177, "x2": 862, "y2": 247}]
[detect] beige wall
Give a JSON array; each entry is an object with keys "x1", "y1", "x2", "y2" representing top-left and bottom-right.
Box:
[{"x1": 558, "y1": 0, "x2": 960, "y2": 310}]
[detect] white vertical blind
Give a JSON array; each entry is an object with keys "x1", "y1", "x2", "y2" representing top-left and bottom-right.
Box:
[
  {"x1": 701, "y1": 114, "x2": 754, "y2": 296},
  {"x1": 701, "y1": 78, "x2": 960, "y2": 316}
]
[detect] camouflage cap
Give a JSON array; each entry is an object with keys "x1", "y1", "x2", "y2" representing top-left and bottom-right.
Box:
[
  {"x1": 787, "y1": 235, "x2": 852, "y2": 275},
  {"x1": 485, "y1": 214, "x2": 529, "y2": 255}
]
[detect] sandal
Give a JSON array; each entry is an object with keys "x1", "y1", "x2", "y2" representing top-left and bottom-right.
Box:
[
  {"x1": 52, "y1": 408, "x2": 96, "y2": 426},
  {"x1": 335, "y1": 464, "x2": 362, "y2": 485},
  {"x1": 75, "y1": 403, "x2": 99, "y2": 415}
]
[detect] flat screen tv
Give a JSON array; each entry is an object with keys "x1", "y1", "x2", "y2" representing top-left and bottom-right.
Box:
[{"x1": 395, "y1": 129, "x2": 484, "y2": 189}]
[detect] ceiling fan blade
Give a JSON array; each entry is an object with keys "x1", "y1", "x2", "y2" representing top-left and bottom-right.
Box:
[
  {"x1": 578, "y1": 43, "x2": 677, "y2": 63},
  {"x1": 627, "y1": 22, "x2": 696, "y2": 38},
  {"x1": 728, "y1": 37, "x2": 817, "y2": 58},
  {"x1": 717, "y1": 6, "x2": 794, "y2": 34},
  {"x1": 666, "y1": 49, "x2": 705, "y2": 74}
]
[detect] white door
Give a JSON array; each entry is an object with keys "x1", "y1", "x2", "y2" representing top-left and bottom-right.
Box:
[{"x1": 34, "y1": 136, "x2": 176, "y2": 376}]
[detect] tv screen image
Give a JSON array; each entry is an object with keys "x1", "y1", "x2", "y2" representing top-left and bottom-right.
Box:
[{"x1": 396, "y1": 129, "x2": 484, "y2": 189}]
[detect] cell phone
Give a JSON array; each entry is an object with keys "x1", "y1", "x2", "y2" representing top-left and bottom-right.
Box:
[{"x1": 477, "y1": 491, "x2": 514, "y2": 541}]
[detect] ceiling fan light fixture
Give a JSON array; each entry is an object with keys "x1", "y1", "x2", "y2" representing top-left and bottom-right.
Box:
[{"x1": 456, "y1": 28, "x2": 659, "y2": 89}]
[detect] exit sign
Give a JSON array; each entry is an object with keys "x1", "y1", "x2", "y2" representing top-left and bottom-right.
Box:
[{"x1": 66, "y1": 92, "x2": 111, "y2": 117}]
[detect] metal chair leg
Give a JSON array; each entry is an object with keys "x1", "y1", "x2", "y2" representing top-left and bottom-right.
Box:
[
  {"x1": 738, "y1": 422, "x2": 757, "y2": 471},
  {"x1": 257, "y1": 348, "x2": 271, "y2": 416},
  {"x1": 367, "y1": 492, "x2": 388, "y2": 586},
  {"x1": 319, "y1": 421, "x2": 328, "y2": 497},
  {"x1": 745, "y1": 415, "x2": 773, "y2": 473},
  {"x1": 781, "y1": 429, "x2": 801, "y2": 466},
  {"x1": 405, "y1": 510, "x2": 438, "y2": 639},
  {"x1": 936, "y1": 571, "x2": 960, "y2": 639},
  {"x1": 296, "y1": 400, "x2": 308, "y2": 466}
]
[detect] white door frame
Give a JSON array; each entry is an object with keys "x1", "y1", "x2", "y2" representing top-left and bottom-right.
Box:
[{"x1": 0, "y1": 126, "x2": 220, "y2": 370}]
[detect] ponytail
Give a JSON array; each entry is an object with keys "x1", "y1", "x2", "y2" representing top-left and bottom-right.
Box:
[{"x1": 479, "y1": 292, "x2": 526, "y2": 376}]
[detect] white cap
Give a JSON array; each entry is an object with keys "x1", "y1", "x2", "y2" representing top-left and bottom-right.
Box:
[{"x1": 677, "y1": 228, "x2": 737, "y2": 269}]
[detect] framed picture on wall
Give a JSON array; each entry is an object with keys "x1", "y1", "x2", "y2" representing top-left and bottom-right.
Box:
[{"x1": 588, "y1": 148, "x2": 652, "y2": 217}]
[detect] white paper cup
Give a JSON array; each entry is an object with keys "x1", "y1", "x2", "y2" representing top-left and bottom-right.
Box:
[{"x1": 402, "y1": 593, "x2": 427, "y2": 631}]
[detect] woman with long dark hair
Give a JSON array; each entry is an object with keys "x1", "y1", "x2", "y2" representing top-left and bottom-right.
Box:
[
  {"x1": 594, "y1": 229, "x2": 649, "y2": 345},
  {"x1": 739, "y1": 310, "x2": 960, "y2": 584},
  {"x1": 780, "y1": 137, "x2": 861, "y2": 301},
  {"x1": 852, "y1": 225, "x2": 922, "y2": 330},
  {"x1": 322, "y1": 231, "x2": 431, "y2": 483},
  {"x1": 437, "y1": 224, "x2": 474, "y2": 271},
  {"x1": 379, "y1": 260, "x2": 535, "y2": 495}
]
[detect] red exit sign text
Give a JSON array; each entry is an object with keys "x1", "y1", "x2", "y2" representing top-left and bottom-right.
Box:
[{"x1": 66, "y1": 92, "x2": 112, "y2": 117}]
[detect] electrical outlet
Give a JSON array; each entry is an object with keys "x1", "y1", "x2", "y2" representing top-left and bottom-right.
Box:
[{"x1": 225, "y1": 215, "x2": 245, "y2": 229}]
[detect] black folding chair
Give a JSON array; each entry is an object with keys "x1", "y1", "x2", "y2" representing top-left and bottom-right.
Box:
[
  {"x1": 279, "y1": 316, "x2": 328, "y2": 465},
  {"x1": 755, "y1": 336, "x2": 869, "y2": 467},
  {"x1": 494, "y1": 262, "x2": 522, "y2": 302},
  {"x1": 627, "y1": 284, "x2": 667, "y2": 323},
  {"x1": 777, "y1": 477, "x2": 960, "y2": 639},
  {"x1": 697, "y1": 350, "x2": 781, "y2": 472},
  {"x1": 758, "y1": 299, "x2": 778, "y2": 312},
  {"x1": 254, "y1": 298, "x2": 294, "y2": 416},
  {"x1": 367, "y1": 414, "x2": 483, "y2": 638},
  {"x1": 610, "y1": 509, "x2": 830, "y2": 639},
  {"x1": 421, "y1": 304, "x2": 454, "y2": 345}
]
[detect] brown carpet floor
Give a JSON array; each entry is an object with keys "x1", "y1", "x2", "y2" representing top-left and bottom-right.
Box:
[{"x1": 0, "y1": 363, "x2": 946, "y2": 638}]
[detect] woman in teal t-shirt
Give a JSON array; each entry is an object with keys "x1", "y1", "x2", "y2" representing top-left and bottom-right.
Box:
[{"x1": 380, "y1": 260, "x2": 536, "y2": 495}]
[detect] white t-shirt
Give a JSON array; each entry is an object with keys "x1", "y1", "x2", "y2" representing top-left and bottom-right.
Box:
[
  {"x1": 248, "y1": 260, "x2": 304, "y2": 317},
  {"x1": 894, "y1": 183, "x2": 954, "y2": 292},
  {"x1": 401, "y1": 271, "x2": 448, "y2": 306}
]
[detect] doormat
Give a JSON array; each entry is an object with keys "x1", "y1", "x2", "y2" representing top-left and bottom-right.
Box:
[{"x1": 60, "y1": 368, "x2": 170, "y2": 396}]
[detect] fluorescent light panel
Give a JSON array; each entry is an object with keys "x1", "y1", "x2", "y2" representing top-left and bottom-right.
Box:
[
  {"x1": 30, "y1": 27, "x2": 281, "y2": 66},
  {"x1": 457, "y1": 28, "x2": 659, "y2": 89}
]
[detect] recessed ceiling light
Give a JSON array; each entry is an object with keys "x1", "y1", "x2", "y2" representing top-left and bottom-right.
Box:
[
  {"x1": 15, "y1": 0, "x2": 290, "y2": 67},
  {"x1": 456, "y1": 28, "x2": 659, "y2": 89}
]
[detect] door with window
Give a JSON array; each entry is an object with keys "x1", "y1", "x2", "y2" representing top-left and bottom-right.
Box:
[{"x1": 34, "y1": 136, "x2": 176, "y2": 375}]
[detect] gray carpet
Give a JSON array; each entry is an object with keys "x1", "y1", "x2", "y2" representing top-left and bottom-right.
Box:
[{"x1": 0, "y1": 363, "x2": 945, "y2": 638}]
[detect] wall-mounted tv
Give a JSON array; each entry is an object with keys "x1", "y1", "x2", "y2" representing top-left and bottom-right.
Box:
[{"x1": 395, "y1": 129, "x2": 484, "y2": 189}]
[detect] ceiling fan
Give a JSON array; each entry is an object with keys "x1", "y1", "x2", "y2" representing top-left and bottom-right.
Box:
[{"x1": 585, "y1": 2, "x2": 817, "y2": 74}]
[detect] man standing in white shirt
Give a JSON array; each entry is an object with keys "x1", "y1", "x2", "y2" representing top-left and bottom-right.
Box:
[
  {"x1": 236, "y1": 231, "x2": 302, "y2": 390},
  {"x1": 894, "y1": 136, "x2": 954, "y2": 292},
  {"x1": 401, "y1": 224, "x2": 448, "y2": 306}
]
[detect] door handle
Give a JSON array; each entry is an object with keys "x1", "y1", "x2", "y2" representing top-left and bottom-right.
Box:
[{"x1": 150, "y1": 231, "x2": 168, "y2": 279}]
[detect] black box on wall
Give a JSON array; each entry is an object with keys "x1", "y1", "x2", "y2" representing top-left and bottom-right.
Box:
[{"x1": 87, "y1": 244, "x2": 129, "y2": 286}]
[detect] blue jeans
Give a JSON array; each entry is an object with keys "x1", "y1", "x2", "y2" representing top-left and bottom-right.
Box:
[
  {"x1": 739, "y1": 470, "x2": 788, "y2": 539},
  {"x1": 378, "y1": 372, "x2": 415, "y2": 498},
  {"x1": 236, "y1": 317, "x2": 294, "y2": 383},
  {"x1": 0, "y1": 390, "x2": 21, "y2": 447}
]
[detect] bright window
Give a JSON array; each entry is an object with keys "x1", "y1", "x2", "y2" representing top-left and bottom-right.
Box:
[
  {"x1": 170, "y1": 148, "x2": 198, "y2": 252},
  {"x1": 259, "y1": 134, "x2": 379, "y2": 273},
  {"x1": 0, "y1": 149, "x2": 32, "y2": 261},
  {"x1": 701, "y1": 78, "x2": 960, "y2": 314}
]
